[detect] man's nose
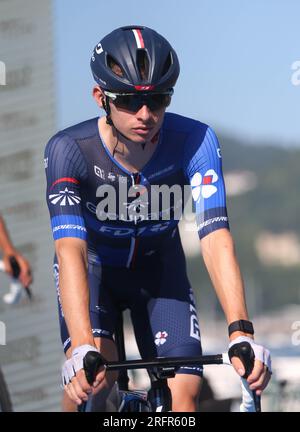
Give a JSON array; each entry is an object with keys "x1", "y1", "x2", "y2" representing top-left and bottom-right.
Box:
[{"x1": 136, "y1": 104, "x2": 152, "y2": 120}]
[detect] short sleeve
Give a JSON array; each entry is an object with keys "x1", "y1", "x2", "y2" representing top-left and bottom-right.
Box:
[
  {"x1": 183, "y1": 124, "x2": 230, "y2": 239},
  {"x1": 44, "y1": 132, "x2": 88, "y2": 241}
]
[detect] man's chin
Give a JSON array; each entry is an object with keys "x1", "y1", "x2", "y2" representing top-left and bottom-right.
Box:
[
  {"x1": 133, "y1": 136, "x2": 148, "y2": 144},
  {"x1": 129, "y1": 133, "x2": 151, "y2": 145}
]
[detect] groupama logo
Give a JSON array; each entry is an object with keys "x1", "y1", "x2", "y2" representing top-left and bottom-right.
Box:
[
  {"x1": 191, "y1": 169, "x2": 219, "y2": 202},
  {"x1": 49, "y1": 188, "x2": 81, "y2": 206}
]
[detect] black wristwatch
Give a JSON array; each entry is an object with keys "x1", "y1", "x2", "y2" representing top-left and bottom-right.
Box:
[{"x1": 228, "y1": 320, "x2": 254, "y2": 337}]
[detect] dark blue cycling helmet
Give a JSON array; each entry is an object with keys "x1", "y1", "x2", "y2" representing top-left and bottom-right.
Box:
[{"x1": 90, "y1": 25, "x2": 180, "y2": 93}]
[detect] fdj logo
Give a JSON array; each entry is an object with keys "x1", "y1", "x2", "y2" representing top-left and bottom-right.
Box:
[
  {"x1": 0, "y1": 61, "x2": 6, "y2": 85},
  {"x1": 0, "y1": 321, "x2": 6, "y2": 345}
]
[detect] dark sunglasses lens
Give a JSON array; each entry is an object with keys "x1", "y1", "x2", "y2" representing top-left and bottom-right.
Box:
[
  {"x1": 148, "y1": 94, "x2": 172, "y2": 110},
  {"x1": 113, "y1": 93, "x2": 172, "y2": 112},
  {"x1": 113, "y1": 95, "x2": 135, "y2": 110}
]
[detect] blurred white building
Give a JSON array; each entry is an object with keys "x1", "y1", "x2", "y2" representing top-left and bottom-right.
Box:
[
  {"x1": 255, "y1": 231, "x2": 300, "y2": 267},
  {"x1": 0, "y1": 0, "x2": 62, "y2": 411},
  {"x1": 224, "y1": 170, "x2": 257, "y2": 196}
]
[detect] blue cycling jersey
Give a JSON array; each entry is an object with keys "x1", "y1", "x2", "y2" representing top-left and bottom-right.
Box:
[{"x1": 44, "y1": 112, "x2": 229, "y2": 268}]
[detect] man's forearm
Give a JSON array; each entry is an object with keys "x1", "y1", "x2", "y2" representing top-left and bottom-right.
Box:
[
  {"x1": 0, "y1": 215, "x2": 15, "y2": 254},
  {"x1": 56, "y1": 239, "x2": 95, "y2": 349},
  {"x1": 201, "y1": 229, "x2": 253, "y2": 338}
]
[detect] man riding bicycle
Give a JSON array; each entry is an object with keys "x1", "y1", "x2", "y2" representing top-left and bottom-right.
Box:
[{"x1": 44, "y1": 25, "x2": 271, "y2": 411}]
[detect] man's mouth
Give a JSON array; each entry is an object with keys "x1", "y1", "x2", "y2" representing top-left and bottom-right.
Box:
[{"x1": 132, "y1": 126, "x2": 153, "y2": 135}]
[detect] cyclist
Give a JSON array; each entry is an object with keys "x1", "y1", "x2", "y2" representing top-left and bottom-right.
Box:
[
  {"x1": 44, "y1": 25, "x2": 271, "y2": 412},
  {"x1": 0, "y1": 214, "x2": 32, "y2": 287}
]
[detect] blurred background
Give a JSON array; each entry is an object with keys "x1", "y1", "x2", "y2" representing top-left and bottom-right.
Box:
[{"x1": 0, "y1": 0, "x2": 299, "y2": 412}]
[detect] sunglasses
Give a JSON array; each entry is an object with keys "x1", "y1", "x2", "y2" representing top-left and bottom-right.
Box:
[{"x1": 104, "y1": 89, "x2": 174, "y2": 112}]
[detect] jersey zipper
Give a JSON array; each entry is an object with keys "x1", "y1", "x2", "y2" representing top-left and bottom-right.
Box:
[{"x1": 126, "y1": 172, "x2": 141, "y2": 269}]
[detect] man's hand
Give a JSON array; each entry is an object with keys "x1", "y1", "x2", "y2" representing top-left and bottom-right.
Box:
[
  {"x1": 62, "y1": 345, "x2": 106, "y2": 406},
  {"x1": 229, "y1": 336, "x2": 272, "y2": 396},
  {"x1": 3, "y1": 252, "x2": 33, "y2": 287}
]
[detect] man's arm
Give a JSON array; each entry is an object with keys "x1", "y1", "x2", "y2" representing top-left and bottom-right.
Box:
[
  {"x1": 0, "y1": 214, "x2": 32, "y2": 287},
  {"x1": 200, "y1": 228, "x2": 252, "y2": 341},
  {"x1": 201, "y1": 227, "x2": 271, "y2": 394},
  {"x1": 55, "y1": 237, "x2": 95, "y2": 349},
  {"x1": 183, "y1": 123, "x2": 271, "y2": 393},
  {"x1": 55, "y1": 237, "x2": 106, "y2": 405},
  {"x1": 44, "y1": 133, "x2": 106, "y2": 405},
  {"x1": 0, "y1": 214, "x2": 15, "y2": 255}
]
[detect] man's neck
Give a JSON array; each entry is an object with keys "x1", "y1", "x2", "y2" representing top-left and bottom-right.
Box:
[{"x1": 99, "y1": 117, "x2": 158, "y2": 160}]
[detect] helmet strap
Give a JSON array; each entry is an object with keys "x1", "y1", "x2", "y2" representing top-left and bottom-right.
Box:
[{"x1": 103, "y1": 96, "x2": 113, "y2": 126}]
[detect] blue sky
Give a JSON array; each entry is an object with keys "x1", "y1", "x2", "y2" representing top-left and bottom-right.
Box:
[{"x1": 53, "y1": 0, "x2": 300, "y2": 146}]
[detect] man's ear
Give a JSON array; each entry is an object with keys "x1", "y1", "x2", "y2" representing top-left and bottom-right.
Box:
[{"x1": 93, "y1": 85, "x2": 105, "y2": 108}]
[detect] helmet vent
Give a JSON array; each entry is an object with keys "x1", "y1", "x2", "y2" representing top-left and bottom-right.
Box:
[
  {"x1": 121, "y1": 25, "x2": 144, "y2": 31},
  {"x1": 161, "y1": 51, "x2": 173, "y2": 78},
  {"x1": 136, "y1": 49, "x2": 150, "y2": 81},
  {"x1": 107, "y1": 55, "x2": 124, "y2": 77}
]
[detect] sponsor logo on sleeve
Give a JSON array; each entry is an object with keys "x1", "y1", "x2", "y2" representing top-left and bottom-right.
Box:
[
  {"x1": 191, "y1": 169, "x2": 218, "y2": 201},
  {"x1": 49, "y1": 188, "x2": 81, "y2": 206}
]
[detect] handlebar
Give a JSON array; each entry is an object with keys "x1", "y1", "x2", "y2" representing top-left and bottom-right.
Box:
[{"x1": 82, "y1": 341, "x2": 261, "y2": 412}]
